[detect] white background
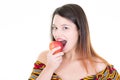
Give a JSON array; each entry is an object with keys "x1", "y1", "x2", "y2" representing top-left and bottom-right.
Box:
[{"x1": 0, "y1": 0, "x2": 120, "y2": 80}]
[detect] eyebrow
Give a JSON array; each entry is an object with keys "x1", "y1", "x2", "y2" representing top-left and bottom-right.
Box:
[
  {"x1": 61, "y1": 24, "x2": 69, "y2": 26},
  {"x1": 52, "y1": 24, "x2": 70, "y2": 27}
]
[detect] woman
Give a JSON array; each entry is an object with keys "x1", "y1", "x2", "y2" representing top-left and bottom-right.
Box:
[{"x1": 28, "y1": 4, "x2": 120, "y2": 80}]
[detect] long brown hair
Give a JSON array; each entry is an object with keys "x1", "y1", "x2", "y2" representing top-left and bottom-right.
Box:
[{"x1": 50, "y1": 4, "x2": 108, "y2": 73}]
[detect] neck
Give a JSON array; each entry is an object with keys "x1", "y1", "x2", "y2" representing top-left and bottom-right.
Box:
[{"x1": 63, "y1": 50, "x2": 80, "y2": 62}]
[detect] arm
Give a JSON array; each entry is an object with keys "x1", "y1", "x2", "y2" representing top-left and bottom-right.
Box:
[
  {"x1": 36, "y1": 50, "x2": 54, "y2": 80},
  {"x1": 28, "y1": 51, "x2": 54, "y2": 80},
  {"x1": 29, "y1": 47, "x2": 64, "y2": 80},
  {"x1": 36, "y1": 65, "x2": 54, "y2": 80}
]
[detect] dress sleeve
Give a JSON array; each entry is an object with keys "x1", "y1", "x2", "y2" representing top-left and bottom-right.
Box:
[
  {"x1": 96, "y1": 65, "x2": 120, "y2": 79},
  {"x1": 28, "y1": 61, "x2": 46, "y2": 80}
]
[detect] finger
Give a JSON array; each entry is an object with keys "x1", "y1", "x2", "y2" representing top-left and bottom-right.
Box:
[
  {"x1": 56, "y1": 56, "x2": 63, "y2": 63},
  {"x1": 54, "y1": 52, "x2": 64, "y2": 57},
  {"x1": 50, "y1": 46, "x2": 61, "y2": 55},
  {"x1": 55, "y1": 55, "x2": 62, "y2": 60}
]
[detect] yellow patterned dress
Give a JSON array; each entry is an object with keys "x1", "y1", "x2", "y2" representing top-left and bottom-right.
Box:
[{"x1": 28, "y1": 61, "x2": 120, "y2": 80}]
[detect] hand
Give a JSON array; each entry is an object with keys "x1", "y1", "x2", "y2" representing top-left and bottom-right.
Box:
[{"x1": 46, "y1": 47, "x2": 64, "y2": 71}]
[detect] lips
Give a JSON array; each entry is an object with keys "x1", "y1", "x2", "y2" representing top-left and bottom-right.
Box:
[
  {"x1": 56, "y1": 38, "x2": 67, "y2": 47},
  {"x1": 57, "y1": 40, "x2": 67, "y2": 49}
]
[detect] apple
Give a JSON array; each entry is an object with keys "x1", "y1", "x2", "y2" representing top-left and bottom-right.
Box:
[{"x1": 49, "y1": 41, "x2": 63, "y2": 54}]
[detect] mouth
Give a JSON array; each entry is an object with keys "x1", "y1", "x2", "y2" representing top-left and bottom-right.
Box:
[
  {"x1": 60, "y1": 40, "x2": 67, "y2": 47},
  {"x1": 55, "y1": 38, "x2": 67, "y2": 47}
]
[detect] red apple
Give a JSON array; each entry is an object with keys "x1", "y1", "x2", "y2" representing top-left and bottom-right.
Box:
[{"x1": 49, "y1": 41, "x2": 63, "y2": 54}]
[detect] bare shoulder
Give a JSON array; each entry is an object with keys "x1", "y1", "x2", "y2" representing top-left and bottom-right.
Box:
[
  {"x1": 37, "y1": 50, "x2": 49, "y2": 65},
  {"x1": 94, "y1": 57, "x2": 108, "y2": 72}
]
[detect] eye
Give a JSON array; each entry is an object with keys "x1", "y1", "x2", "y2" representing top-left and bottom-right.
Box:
[
  {"x1": 62, "y1": 24, "x2": 69, "y2": 30},
  {"x1": 63, "y1": 26, "x2": 69, "y2": 30},
  {"x1": 52, "y1": 26, "x2": 57, "y2": 30}
]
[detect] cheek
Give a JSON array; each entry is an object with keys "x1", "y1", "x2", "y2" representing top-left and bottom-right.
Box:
[
  {"x1": 67, "y1": 32, "x2": 79, "y2": 44},
  {"x1": 52, "y1": 31, "x2": 55, "y2": 38},
  {"x1": 70, "y1": 31, "x2": 79, "y2": 40},
  {"x1": 71, "y1": 35, "x2": 78, "y2": 44}
]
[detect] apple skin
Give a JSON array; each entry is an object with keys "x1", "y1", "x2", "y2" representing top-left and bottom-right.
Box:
[{"x1": 49, "y1": 41, "x2": 63, "y2": 54}]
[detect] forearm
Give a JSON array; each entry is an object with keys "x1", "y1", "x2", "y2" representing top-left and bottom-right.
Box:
[{"x1": 36, "y1": 66, "x2": 54, "y2": 80}]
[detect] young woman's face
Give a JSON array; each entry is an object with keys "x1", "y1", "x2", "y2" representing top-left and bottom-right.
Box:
[{"x1": 52, "y1": 15, "x2": 79, "y2": 53}]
